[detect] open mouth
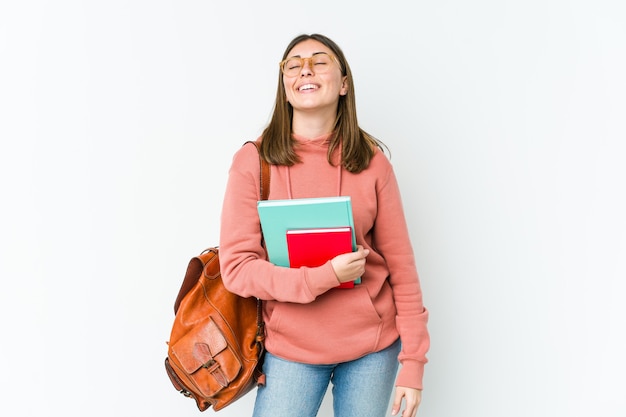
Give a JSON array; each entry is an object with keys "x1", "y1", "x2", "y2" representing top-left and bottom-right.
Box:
[{"x1": 298, "y1": 84, "x2": 319, "y2": 92}]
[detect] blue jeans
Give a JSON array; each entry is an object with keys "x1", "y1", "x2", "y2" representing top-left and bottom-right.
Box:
[{"x1": 252, "y1": 338, "x2": 401, "y2": 417}]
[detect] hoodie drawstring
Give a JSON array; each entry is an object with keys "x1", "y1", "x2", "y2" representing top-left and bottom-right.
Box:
[{"x1": 336, "y1": 163, "x2": 342, "y2": 196}]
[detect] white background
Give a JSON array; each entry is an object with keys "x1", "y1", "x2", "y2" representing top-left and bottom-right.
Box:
[{"x1": 1, "y1": 1, "x2": 625, "y2": 416}]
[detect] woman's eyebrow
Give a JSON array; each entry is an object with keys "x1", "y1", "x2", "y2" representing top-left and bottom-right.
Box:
[{"x1": 287, "y1": 51, "x2": 327, "y2": 59}]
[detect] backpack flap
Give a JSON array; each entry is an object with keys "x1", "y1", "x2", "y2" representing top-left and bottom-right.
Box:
[{"x1": 170, "y1": 317, "x2": 243, "y2": 397}]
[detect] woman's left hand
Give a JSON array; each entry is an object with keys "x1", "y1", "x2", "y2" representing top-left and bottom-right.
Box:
[{"x1": 391, "y1": 386, "x2": 421, "y2": 417}]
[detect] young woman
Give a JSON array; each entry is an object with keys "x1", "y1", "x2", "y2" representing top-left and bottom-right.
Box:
[{"x1": 220, "y1": 33, "x2": 429, "y2": 417}]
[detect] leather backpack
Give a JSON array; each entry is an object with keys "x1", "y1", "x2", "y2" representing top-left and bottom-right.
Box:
[{"x1": 164, "y1": 141, "x2": 269, "y2": 411}]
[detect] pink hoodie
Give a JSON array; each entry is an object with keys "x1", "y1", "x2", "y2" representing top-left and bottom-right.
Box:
[{"x1": 219, "y1": 134, "x2": 429, "y2": 389}]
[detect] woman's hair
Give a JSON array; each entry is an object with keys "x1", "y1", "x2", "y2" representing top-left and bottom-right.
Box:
[{"x1": 260, "y1": 33, "x2": 385, "y2": 173}]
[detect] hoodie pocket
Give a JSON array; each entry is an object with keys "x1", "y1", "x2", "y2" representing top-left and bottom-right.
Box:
[{"x1": 265, "y1": 286, "x2": 391, "y2": 362}]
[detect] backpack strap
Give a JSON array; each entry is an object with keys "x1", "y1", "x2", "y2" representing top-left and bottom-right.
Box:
[
  {"x1": 245, "y1": 140, "x2": 269, "y2": 360},
  {"x1": 246, "y1": 140, "x2": 270, "y2": 201}
]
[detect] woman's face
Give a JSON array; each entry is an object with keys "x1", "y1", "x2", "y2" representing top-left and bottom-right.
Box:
[{"x1": 282, "y1": 39, "x2": 348, "y2": 115}]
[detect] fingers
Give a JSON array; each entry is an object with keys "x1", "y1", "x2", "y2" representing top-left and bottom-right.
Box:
[
  {"x1": 355, "y1": 244, "x2": 369, "y2": 256},
  {"x1": 391, "y1": 391, "x2": 402, "y2": 415},
  {"x1": 350, "y1": 246, "x2": 369, "y2": 262},
  {"x1": 391, "y1": 387, "x2": 421, "y2": 417},
  {"x1": 346, "y1": 246, "x2": 369, "y2": 276},
  {"x1": 351, "y1": 245, "x2": 369, "y2": 263},
  {"x1": 330, "y1": 245, "x2": 370, "y2": 283},
  {"x1": 391, "y1": 387, "x2": 406, "y2": 416}
]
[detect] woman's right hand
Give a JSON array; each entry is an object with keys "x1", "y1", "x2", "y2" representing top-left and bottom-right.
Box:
[{"x1": 330, "y1": 245, "x2": 370, "y2": 284}]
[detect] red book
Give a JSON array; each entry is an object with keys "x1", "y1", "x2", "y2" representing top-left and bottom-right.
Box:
[{"x1": 286, "y1": 227, "x2": 355, "y2": 289}]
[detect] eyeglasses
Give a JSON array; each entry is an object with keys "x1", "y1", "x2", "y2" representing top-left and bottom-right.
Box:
[{"x1": 279, "y1": 53, "x2": 340, "y2": 77}]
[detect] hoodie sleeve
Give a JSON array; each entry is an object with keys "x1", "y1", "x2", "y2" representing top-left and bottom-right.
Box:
[
  {"x1": 372, "y1": 160, "x2": 430, "y2": 390},
  {"x1": 219, "y1": 144, "x2": 341, "y2": 302}
]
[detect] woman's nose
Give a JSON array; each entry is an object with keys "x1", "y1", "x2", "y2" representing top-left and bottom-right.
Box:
[{"x1": 300, "y1": 59, "x2": 314, "y2": 76}]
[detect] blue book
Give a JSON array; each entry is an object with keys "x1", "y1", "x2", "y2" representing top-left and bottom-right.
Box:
[{"x1": 257, "y1": 196, "x2": 359, "y2": 282}]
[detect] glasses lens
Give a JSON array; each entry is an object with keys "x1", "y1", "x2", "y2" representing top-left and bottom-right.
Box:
[
  {"x1": 283, "y1": 58, "x2": 303, "y2": 76},
  {"x1": 311, "y1": 54, "x2": 332, "y2": 71}
]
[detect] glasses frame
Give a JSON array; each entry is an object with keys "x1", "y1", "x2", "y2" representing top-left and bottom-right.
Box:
[{"x1": 279, "y1": 52, "x2": 341, "y2": 76}]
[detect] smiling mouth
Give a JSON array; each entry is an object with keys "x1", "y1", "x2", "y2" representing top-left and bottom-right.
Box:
[{"x1": 298, "y1": 84, "x2": 318, "y2": 91}]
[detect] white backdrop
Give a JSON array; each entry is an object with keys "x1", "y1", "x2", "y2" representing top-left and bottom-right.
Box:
[{"x1": 1, "y1": 1, "x2": 625, "y2": 416}]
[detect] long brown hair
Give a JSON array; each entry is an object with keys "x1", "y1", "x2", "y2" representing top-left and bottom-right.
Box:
[{"x1": 260, "y1": 33, "x2": 385, "y2": 173}]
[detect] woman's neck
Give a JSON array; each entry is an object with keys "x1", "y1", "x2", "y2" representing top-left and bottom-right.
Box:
[{"x1": 291, "y1": 108, "x2": 336, "y2": 138}]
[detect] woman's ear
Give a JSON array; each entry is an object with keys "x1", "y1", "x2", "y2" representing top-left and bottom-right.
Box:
[{"x1": 340, "y1": 76, "x2": 348, "y2": 96}]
